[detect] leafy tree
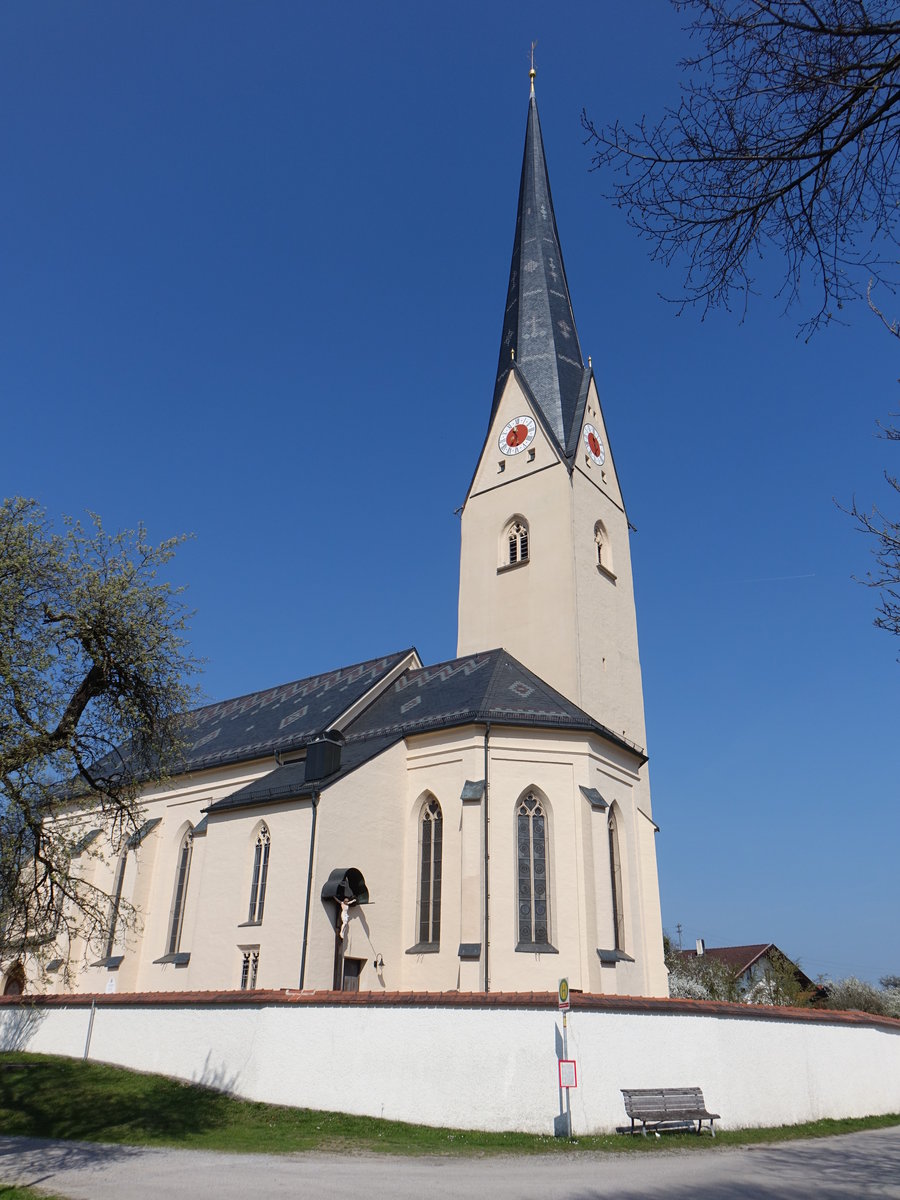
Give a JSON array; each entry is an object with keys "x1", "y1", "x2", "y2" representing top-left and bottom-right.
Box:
[
  {"x1": 664, "y1": 934, "x2": 813, "y2": 1005},
  {"x1": 583, "y1": 0, "x2": 900, "y2": 333},
  {"x1": 820, "y1": 975, "x2": 900, "y2": 1016},
  {"x1": 0, "y1": 498, "x2": 199, "y2": 978},
  {"x1": 664, "y1": 935, "x2": 741, "y2": 1001}
]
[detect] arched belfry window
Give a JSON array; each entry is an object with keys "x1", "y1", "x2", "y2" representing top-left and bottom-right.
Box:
[
  {"x1": 167, "y1": 828, "x2": 194, "y2": 956},
  {"x1": 595, "y1": 520, "x2": 613, "y2": 575},
  {"x1": 608, "y1": 808, "x2": 625, "y2": 952},
  {"x1": 504, "y1": 518, "x2": 529, "y2": 567},
  {"x1": 248, "y1": 825, "x2": 270, "y2": 924},
  {"x1": 516, "y1": 791, "x2": 551, "y2": 949},
  {"x1": 418, "y1": 798, "x2": 443, "y2": 946}
]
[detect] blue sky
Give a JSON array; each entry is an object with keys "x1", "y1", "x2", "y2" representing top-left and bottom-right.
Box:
[{"x1": 2, "y1": 2, "x2": 897, "y2": 985}]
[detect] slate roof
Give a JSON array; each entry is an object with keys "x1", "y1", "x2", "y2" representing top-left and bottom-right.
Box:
[
  {"x1": 208, "y1": 648, "x2": 646, "y2": 815},
  {"x1": 174, "y1": 650, "x2": 413, "y2": 773},
  {"x1": 491, "y1": 87, "x2": 590, "y2": 456}
]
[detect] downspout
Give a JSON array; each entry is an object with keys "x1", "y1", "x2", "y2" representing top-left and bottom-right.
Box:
[
  {"x1": 298, "y1": 791, "x2": 320, "y2": 989},
  {"x1": 483, "y1": 722, "x2": 491, "y2": 993}
]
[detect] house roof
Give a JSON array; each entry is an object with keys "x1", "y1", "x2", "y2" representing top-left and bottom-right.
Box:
[
  {"x1": 174, "y1": 650, "x2": 414, "y2": 773},
  {"x1": 207, "y1": 647, "x2": 646, "y2": 815},
  {"x1": 680, "y1": 944, "x2": 775, "y2": 974},
  {"x1": 490, "y1": 85, "x2": 590, "y2": 457},
  {"x1": 679, "y1": 943, "x2": 816, "y2": 990}
]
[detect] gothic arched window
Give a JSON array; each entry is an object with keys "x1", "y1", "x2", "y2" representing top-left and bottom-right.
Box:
[
  {"x1": 595, "y1": 520, "x2": 613, "y2": 575},
  {"x1": 104, "y1": 850, "x2": 128, "y2": 959},
  {"x1": 2, "y1": 962, "x2": 25, "y2": 996},
  {"x1": 247, "y1": 825, "x2": 270, "y2": 924},
  {"x1": 608, "y1": 808, "x2": 625, "y2": 952},
  {"x1": 505, "y1": 518, "x2": 529, "y2": 566},
  {"x1": 167, "y1": 828, "x2": 194, "y2": 956},
  {"x1": 418, "y1": 798, "x2": 443, "y2": 946},
  {"x1": 516, "y1": 792, "x2": 550, "y2": 948}
]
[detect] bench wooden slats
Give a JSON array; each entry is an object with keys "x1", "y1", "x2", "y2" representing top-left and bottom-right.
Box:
[{"x1": 621, "y1": 1087, "x2": 719, "y2": 1136}]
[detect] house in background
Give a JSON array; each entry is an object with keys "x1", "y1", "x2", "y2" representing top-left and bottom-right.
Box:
[{"x1": 680, "y1": 942, "x2": 817, "y2": 995}]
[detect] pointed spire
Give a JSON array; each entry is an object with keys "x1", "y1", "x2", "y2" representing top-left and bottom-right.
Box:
[{"x1": 492, "y1": 78, "x2": 587, "y2": 452}]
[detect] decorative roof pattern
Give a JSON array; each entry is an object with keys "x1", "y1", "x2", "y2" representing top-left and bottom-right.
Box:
[
  {"x1": 208, "y1": 649, "x2": 645, "y2": 814},
  {"x1": 176, "y1": 650, "x2": 412, "y2": 772},
  {"x1": 492, "y1": 91, "x2": 589, "y2": 453}
]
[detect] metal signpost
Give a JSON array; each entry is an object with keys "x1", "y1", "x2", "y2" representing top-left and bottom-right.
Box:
[{"x1": 558, "y1": 979, "x2": 576, "y2": 1137}]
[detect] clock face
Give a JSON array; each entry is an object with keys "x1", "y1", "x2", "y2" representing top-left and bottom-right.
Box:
[
  {"x1": 499, "y1": 415, "x2": 536, "y2": 456},
  {"x1": 583, "y1": 423, "x2": 606, "y2": 465}
]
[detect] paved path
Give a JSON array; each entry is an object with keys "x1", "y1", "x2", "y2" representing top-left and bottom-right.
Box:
[{"x1": 2, "y1": 1126, "x2": 899, "y2": 1199}]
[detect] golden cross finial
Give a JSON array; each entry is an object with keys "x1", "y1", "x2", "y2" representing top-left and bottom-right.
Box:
[{"x1": 529, "y1": 42, "x2": 537, "y2": 94}]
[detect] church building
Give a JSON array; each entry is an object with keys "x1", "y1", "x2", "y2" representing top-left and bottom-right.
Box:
[{"x1": 28, "y1": 74, "x2": 668, "y2": 1001}]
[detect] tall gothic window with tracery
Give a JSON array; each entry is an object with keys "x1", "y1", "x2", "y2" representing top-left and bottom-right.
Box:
[
  {"x1": 517, "y1": 792, "x2": 549, "y2": 946},
  {"x1": 247, "y1": 825, "x2": 270, "y2": 924},
  {"x1": 418, "y1": 799, "x2": 443, "y2": 945},
  {"x1": 506, "y1": 519, "x2": 529, "y2": 565},
  {"x1": 167, "y1": 829, "x2": 194, "y2": 956},
  {"x1": 104, "y1": 850, "x2": 128, "y2": 959},
  {"x1": 608, "y1": 810, "x2": 625, "y2": 952}
]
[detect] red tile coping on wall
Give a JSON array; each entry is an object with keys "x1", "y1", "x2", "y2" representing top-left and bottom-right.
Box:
[{"x1": 1, "y1": 989, "x2": 899, "y2": 1031}]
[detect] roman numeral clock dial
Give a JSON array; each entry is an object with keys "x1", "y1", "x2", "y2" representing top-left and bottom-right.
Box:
[{"x1": 499, "y1": 415, "x2": 536, "y2": 456}]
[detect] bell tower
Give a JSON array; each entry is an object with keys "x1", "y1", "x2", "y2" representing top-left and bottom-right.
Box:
[{"x1": 457, "y1": 73, "x2": 648, "y2": 752}]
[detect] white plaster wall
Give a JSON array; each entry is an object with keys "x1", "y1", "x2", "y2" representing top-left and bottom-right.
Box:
[{"x1": 6, "y1": 1000, "x2": 899, "y2": 1135}]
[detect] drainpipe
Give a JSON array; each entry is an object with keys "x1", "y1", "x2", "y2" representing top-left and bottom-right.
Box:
[
  {"x1": 298, "y1": 792, "x2": 320, "y2": 989},
  {"x1": 483, "y1": 722, "x2": 491, "y2": 993}
]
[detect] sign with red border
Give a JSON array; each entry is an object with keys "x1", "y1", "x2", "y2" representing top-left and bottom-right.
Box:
[{"x1": 558, "y1": 1059, "x2": 577, "y2": 1089}]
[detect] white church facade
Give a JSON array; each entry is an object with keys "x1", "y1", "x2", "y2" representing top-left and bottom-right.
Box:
[{"x1": 23, "y1": 78, "x2": 669, "y2": 1002}]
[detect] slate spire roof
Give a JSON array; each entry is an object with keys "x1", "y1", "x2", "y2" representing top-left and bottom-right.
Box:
[{"x1": 492, "y1": 82, "x2": 590, "y2": 454}]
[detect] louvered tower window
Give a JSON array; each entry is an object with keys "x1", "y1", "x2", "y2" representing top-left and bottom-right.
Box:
[{"x1": 507, "y1": 520, "x2": 529, "y2": 565}]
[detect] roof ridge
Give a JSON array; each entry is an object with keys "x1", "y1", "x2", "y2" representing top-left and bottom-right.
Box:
[{"x1": 184, "y1": 648, "x2": 415, "y2": 718}]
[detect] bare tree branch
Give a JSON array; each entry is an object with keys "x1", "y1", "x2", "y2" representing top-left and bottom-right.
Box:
[{"x1": 582, "y1": 0, "x2": 900, "y2": 333}]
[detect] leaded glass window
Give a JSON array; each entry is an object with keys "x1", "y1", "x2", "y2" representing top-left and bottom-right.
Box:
[
  {"x1": 608, "y1": 811, "x2": 625, "y2": 952},
  {"x1": 418, "y1": 799, "x2": 442, "y2": 945},
  {"x1": 104, "y1": 850, "x2": 128, "y2": 959},
  {"x1": 247, "y1": 826, "x2": 270, "y2": 924},
  {"x1": 517, "y1": 793, "x2": 549, "y2": 946},
  {"x1": 167, "y1": 829, "x2": 193, "y2": 956}
]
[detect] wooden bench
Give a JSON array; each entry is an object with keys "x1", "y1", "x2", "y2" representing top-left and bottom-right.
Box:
[{"x1": 620, "y1": 1087, "x2": 720, "y2": 1136}]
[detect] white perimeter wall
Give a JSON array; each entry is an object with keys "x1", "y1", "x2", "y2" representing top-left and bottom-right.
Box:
[{"x1": 3, "y1": 1000, "x2": 899, "y2": 1134}]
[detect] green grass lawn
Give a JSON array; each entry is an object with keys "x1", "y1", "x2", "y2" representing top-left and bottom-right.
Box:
[
  {"x1": 1, "y1": 1052, "x2": 898, "y2": 1157},
  {"x1": 0, "y1": 1189, "x2": 70, "y2": 1200}
]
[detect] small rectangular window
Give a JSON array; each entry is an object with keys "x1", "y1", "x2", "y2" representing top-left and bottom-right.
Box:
[{"x1": 240, "y1": 949, "x2": 260, "y2": 990}]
